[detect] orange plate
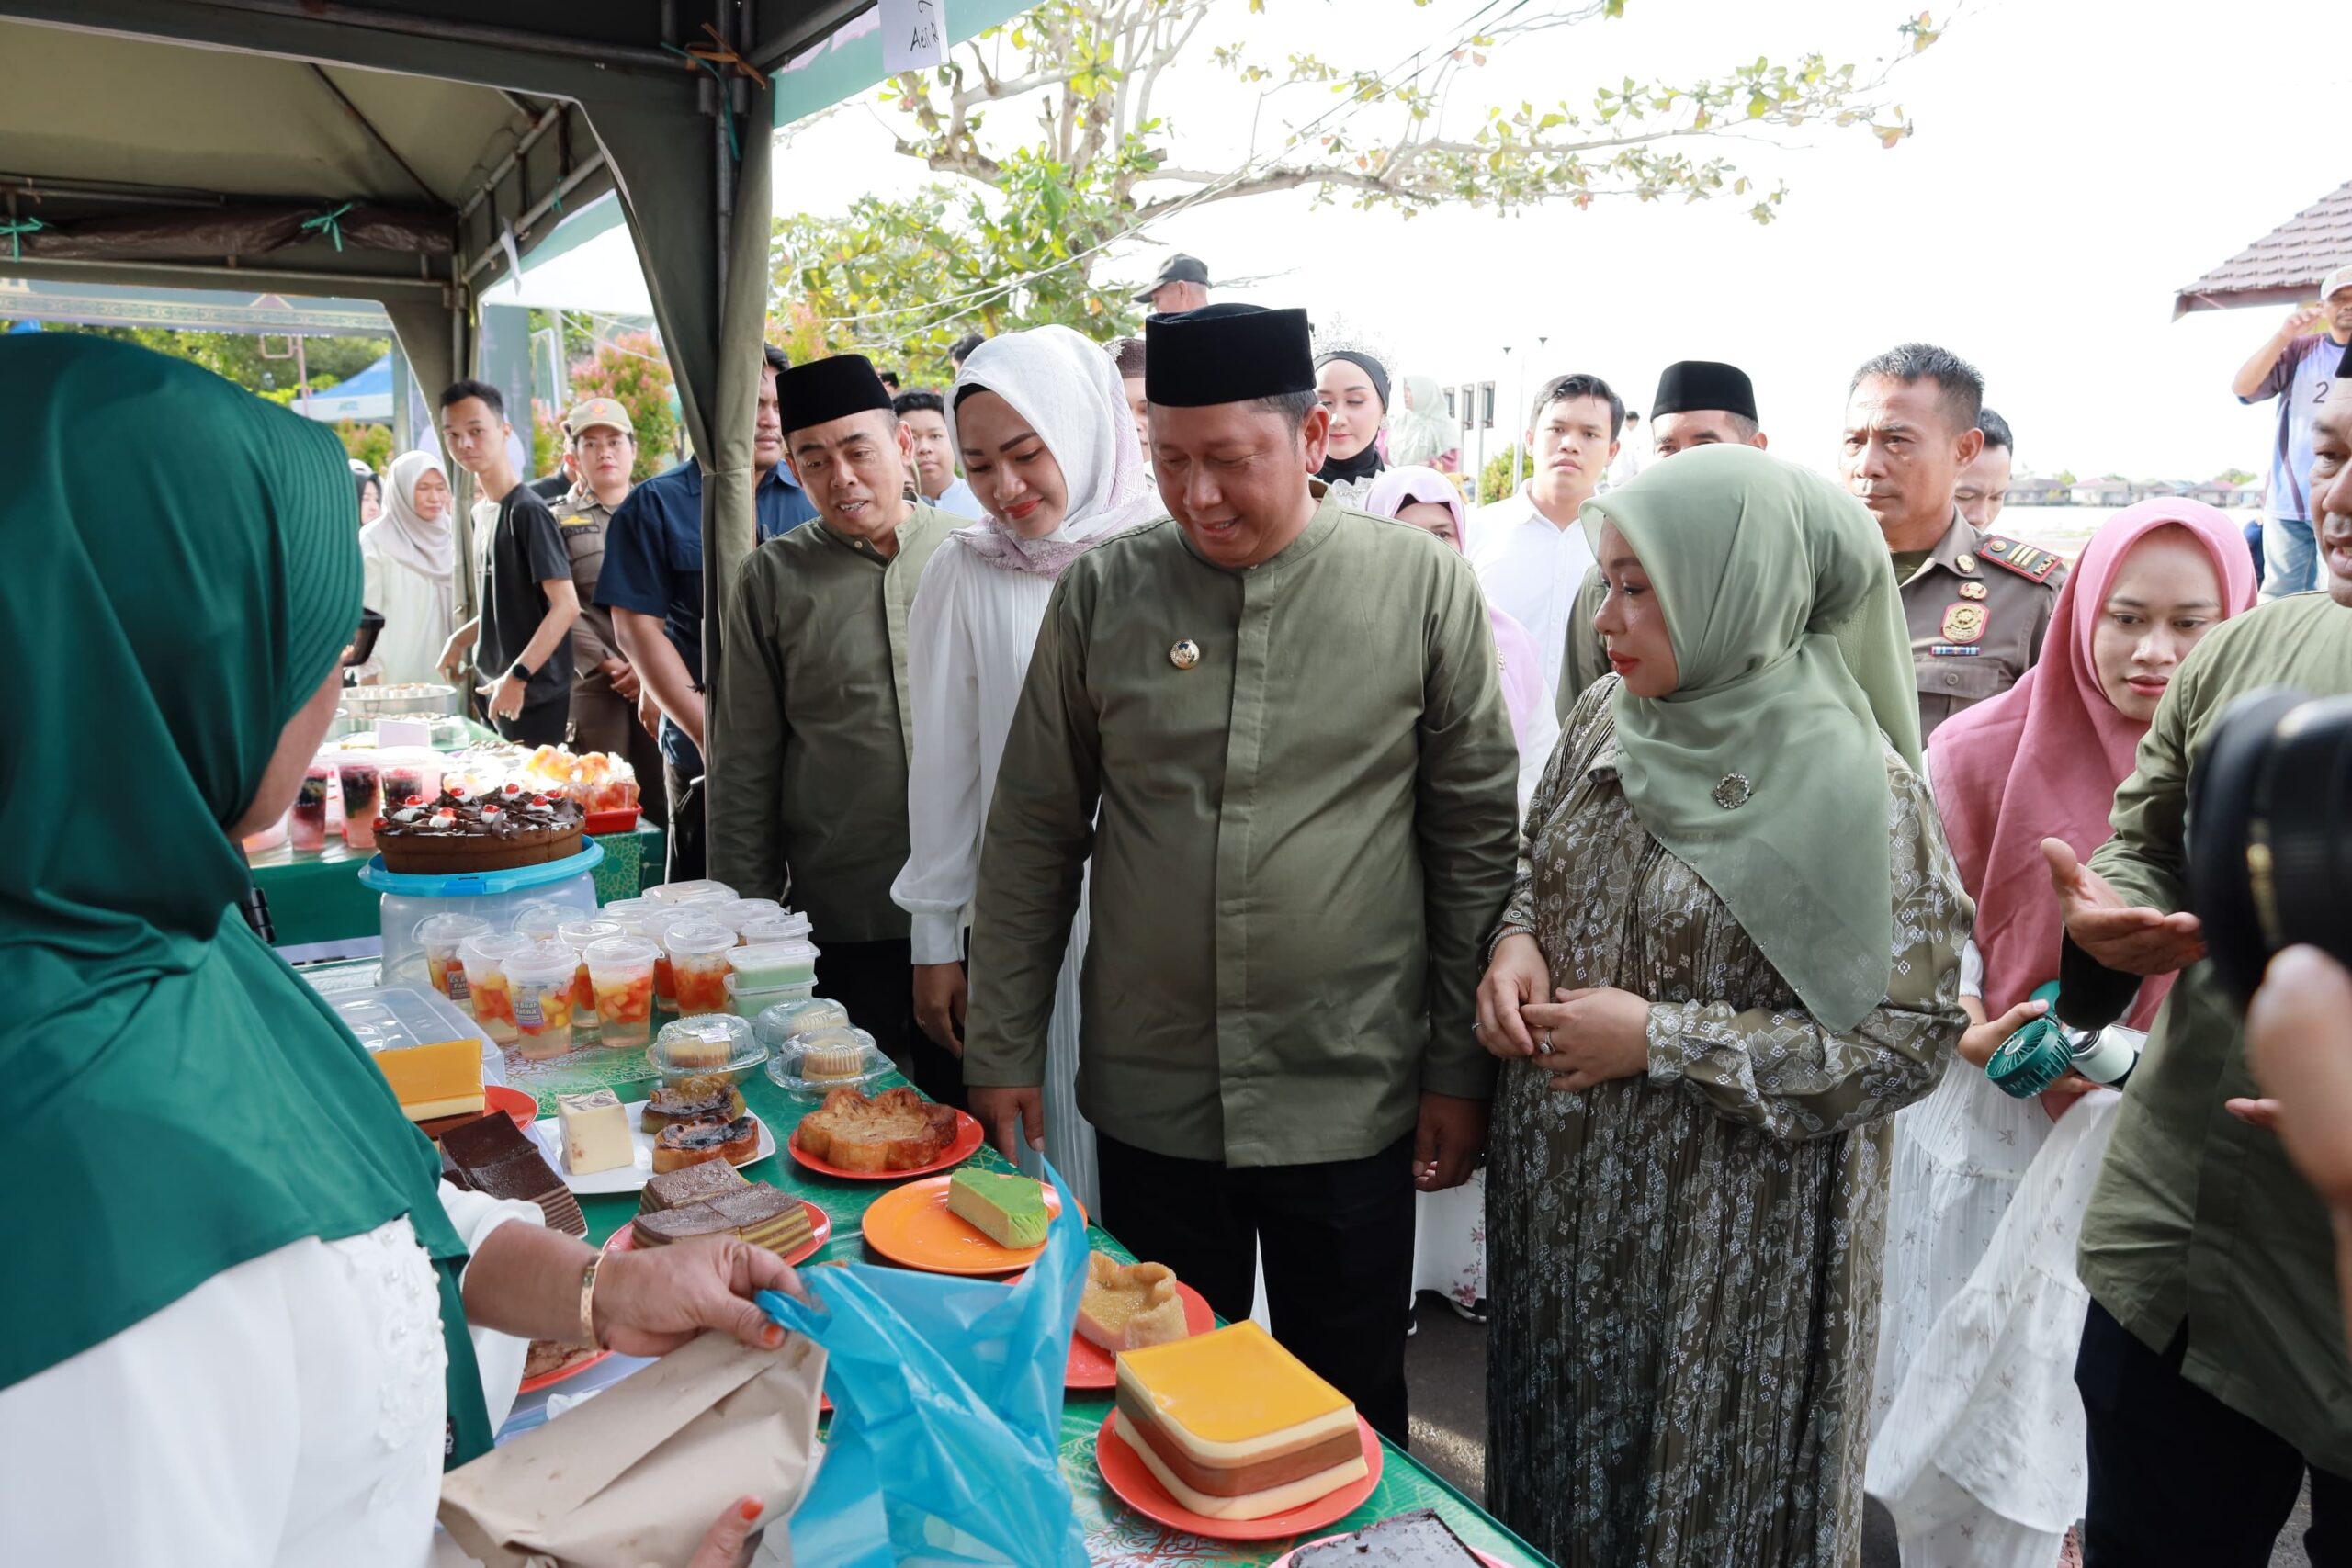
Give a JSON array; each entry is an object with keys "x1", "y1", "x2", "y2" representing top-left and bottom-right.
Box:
[
  {"x1": 516, "y1": 1341, "x2": 611, "y2": 1395},
  {"x1": 787, "y1": 1108, "x2": 984, "y2": 1181},
  {"x1": 858, "y1": 1174, "x2": 1081, "y2": 1275},
  {"x1": 484, "y1": 1084, "x2": 537, "y2": 1131},
  {"x1": 1270, "y1": 1537, "x2": 1507, "y2": 1567},
  {"x1": 1094, "y1": 1408, "x2": 1382, "y2": 1543},
  {"x1": 1066, "y1": 1281, "x2": 1216, "y2": 1390},
  {"x1": 601, "y1": 1197, "x2": 832, "y2": 1269}
]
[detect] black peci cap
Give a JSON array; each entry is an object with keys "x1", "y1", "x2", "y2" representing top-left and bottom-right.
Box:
[
  {"x1": 1143, "y1": 303, "x2": 1314, "y2": 409},
  {"x1": 1651, "y1": 360, "x2": 1758, "y2": 423},
  {"x1": 774, "y1": 353, "x2": 893, "y2": 437}
]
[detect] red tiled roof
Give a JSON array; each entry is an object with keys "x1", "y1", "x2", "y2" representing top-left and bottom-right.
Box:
[{"x1": 2173, "y1": 178, "x2": 2352, "y2": 317}]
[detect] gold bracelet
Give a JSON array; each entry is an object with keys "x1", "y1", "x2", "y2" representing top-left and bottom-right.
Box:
[{"x1": 576, "y1": 1257, "x2": 603, "y2": 1348}]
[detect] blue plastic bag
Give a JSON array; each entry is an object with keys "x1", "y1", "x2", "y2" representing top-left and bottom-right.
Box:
[{"x1": 759, "y1": 1163, "x2": 1089, "y2": 1568}]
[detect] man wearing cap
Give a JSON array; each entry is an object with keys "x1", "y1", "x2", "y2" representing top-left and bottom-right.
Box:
[
  {"x1": 1553, "y1": 360, "x2": 1769, "y2": 716},
  {"x1": 1842, "y1": 342, "x2": 2063, "y2": 740},
  {"x1": 2232, "y1": 263, "x2": 2352, "y2": 598},
  {"x1": 597, "y1": 344, "x2": 817, "y2": 881},
  {"x1": 707, "y1": 354, "x2": 960, "y2": 1103},
  {"x1": 961, "y1": 303, "x2": 1519, "y2": 1442},
  {"x1": 1133, "y1": 253, "x2": 1212, "y2": 315},
  {"x1": 547, "y1": 400, "x2": 661, "y2": 803}
]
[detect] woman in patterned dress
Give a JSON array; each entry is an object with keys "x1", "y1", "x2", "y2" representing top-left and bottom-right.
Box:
[{"x1": 1473, "y1": 445, "x2": 1971, "y2": 1566}]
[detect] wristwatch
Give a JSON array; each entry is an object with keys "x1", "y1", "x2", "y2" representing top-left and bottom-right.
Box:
[{"x1": 508, "y1": 660, "x2": 532, "y2": 682}]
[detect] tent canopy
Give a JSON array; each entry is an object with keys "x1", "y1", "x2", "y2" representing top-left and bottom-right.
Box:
[
  {"x1": 302, "y1": 355, "x2": 394, "y2": 423},
  {"x1": 2174, "y1": 177, "x2": 2352, "y2": 317}
]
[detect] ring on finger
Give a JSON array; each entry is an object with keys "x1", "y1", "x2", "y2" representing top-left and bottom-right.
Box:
[{"x1": 1539, "y1": 1028, "x2": 1555, "y2": 1054}]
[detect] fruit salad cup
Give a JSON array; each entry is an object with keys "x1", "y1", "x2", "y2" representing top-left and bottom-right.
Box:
[
  {"x1": 415, "y1": 913, "x2": 492, "y2": 1005},
  {"x1": 289, "y1": 761, "x2": 333, "y2": 852},
  {"x1": 457, "y1": 932, "x2": 531, "y2": 1047},
  {"x1": 558, "y1": 918, "x2": 622, "y2": 1043},
  {"x1": 379, "y1": 752, "x2": 442, "y2": 811},
  {"x1": 583, "y1": 934, "x2": 660, "y2": 1049},
  {"x1": 337, "y1": 757, "x2": 382, "y2": 850},
  {"x1": 637, "y1": 909, "x2": 684, "y2": 1011},
  {"x1": 662, "y1": 919, "x2": 738, "y2": 1018},
  {"x1": 503, "y1": 941, "x2": 582, "y2": 1060}
]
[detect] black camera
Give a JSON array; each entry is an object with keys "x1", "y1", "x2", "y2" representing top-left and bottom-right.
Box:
[{"x1": 2187, "y1": 688, "x2": 2352, "y2": 1009}]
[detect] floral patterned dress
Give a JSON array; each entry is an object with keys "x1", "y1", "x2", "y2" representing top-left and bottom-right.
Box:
[{"x1": 1485, "y1": 679, "x2": 1970, "y2": 1567}]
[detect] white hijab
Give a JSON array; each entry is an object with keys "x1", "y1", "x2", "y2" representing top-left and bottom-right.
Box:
[
  {"x1": 362, "y1": 448, "x2": 457, "y2": 625},
  {"x1": 945, "y1": 325, "x2": 1161, "y2": 577},
  {"x1": 1387, "y1": 371, "x2": 1462, "y2": 468}
]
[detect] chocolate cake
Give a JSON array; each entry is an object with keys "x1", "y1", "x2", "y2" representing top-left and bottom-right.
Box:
[
  {"x1": 373, "y1": 781, "x2": 585, "y2": 874},
  {"x1": 439, "y1": 1111, "x2": 587, "y2": 1236},
  {"x1": 1289, "y1": 1509, "x2": 1483, "y2": 1565}
]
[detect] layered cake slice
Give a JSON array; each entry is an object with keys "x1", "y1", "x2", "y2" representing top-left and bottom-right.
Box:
[
  {"x1": 629, "y1": 1183, "x2": 812, "y2": 1258},
  {"x1": 946, "y1": 1168, "x2": 1049, "y2": 1248},
  {"x1": 371, "y1": 1035, "x2": 483, "y2": 1124},
  {"x1": 440, "y1": 1112, "x2": 587, "y2": 1237},
  {"x1": 554, "y1": 1089, "x2": 633, "y2": 1176},
  {"x1": 638, "y1": 1160, "x2": 751, "y2": 1215},
  {"x1": 1289, "y1": 1507, "x2": 1484, "y2": 1564},
  {"x1": 1111, "y1": 1322, "x2": 1365, "y2": 1520}
]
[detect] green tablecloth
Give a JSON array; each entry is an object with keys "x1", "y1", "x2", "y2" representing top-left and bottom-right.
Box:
[
  {"x1": 530, "y1": 1053, "x2": 1546, "y2": 1566},
  {"x1": 248, "y1": 824, "x2": 664, "y2": 949}
]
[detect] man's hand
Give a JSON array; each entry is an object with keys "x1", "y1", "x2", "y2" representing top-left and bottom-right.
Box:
[
  {"x1": 912, "y1": 963, "x2": 967, "y2": 1057},
  {"x1": 1475, "y1": 932, "x2": 1551, "y2": 1059},
  {"x1": 1413, "y1": 1091, "x2": 1487, "y2": 1191},
  {"x1": 591, "y1": 1235, "x2": 808, "y2": 1358},
  {"x1": 438, "y1": 627, "x2": 475, "y2": 682},
  {"x1": 479, "y1": 671, "x2": 528, "y2": 723},
  {"x1": 2043, "y1": 838, "x2": 2204, "y2": 976},
  {"x1": 637, "y1": 690, "x2": 663, "y2": 740},
  {"x1": 970, "y1": 1084, "x2": 1044, "y2": 1159},
  {"x1": 602, "y1": 655, "x2": 642, "y2": 702},
  {"x1": 2279, "y1": 305, "x2": 2327, "y2": 342},
  {"x1": 1519, "y1": 987, "x2": 1651, "y2": 1093}
]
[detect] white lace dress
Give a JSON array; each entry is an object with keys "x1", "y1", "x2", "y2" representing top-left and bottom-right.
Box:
[{"x1": 0, "y1": 1189, "x2": 538, "y2": 1564}]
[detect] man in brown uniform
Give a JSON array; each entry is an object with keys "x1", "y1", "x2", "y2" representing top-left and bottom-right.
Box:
[
  {"x1": 547, "y1": 399, "x2": 665, "y2": 813},
  {"x1": 1840, "y1": 343, "x2": 2063, "y2": 740}
]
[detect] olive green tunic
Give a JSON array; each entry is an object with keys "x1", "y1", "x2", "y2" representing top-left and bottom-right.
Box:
[
  {"x1": 1487, "y1": 677, "x2": 1968, "y2": 1566},
  {"x1": 963, "y1": 492, "x2": 1520, "y2": 1168},
  {"x1": 707, "y1": 503, "x2": 952, "y2": 941},
  {"x1": 2079, "y1": 592, "x2": 2352, "y2": 1472}
]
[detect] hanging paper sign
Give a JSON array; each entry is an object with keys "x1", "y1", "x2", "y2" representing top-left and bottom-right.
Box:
[{"x1": 882, "y1": 0, "x2": 947, "y2": 73}]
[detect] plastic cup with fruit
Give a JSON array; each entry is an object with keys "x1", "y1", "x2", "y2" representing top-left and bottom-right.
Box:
[
  {"x1": 662, "y1": 919, "x2": 739, "y2": 1018},
  {"x1": 584, "y1": 934, "x2": 661, "y2": 1049},
  {"x1": 503, "y1": 941, "x2": 582, "y2": 1060},
  {"x1": 416, "y1": 913, "x2": 493, "y2": 1004},
  {"x1": 458, "y1": 931, "x2": 532, "y2": 1046}
]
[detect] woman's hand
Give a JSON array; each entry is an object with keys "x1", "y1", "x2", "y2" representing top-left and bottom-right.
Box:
[
  {"x1": 592, "y1": 1235, "x2": 809, "y2": 1358},
  {"x1": 1476, "y1": 932, "x2": 1551, "y2": 1059},
  {"x1": 681, "y1": 1496, "x2": 763, "y2": 1568},
  {"x1": 1957, "y1": 995, "x2": 2047, "y2": 1068},
  {"x1": 1519, "y1": 987, "x2": 1651, "y2": 1093}
]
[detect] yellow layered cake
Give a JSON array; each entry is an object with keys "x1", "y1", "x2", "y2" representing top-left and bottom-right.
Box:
[
  {"x1": 371, "y1": 1036, "x2": 483, "y2": 1123},
  {"x1": 1110, "y1": 1322, "x2": 1365, "y2": 1519}
]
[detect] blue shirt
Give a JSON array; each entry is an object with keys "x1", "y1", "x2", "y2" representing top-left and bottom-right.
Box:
[
  {"x1": 595, "y1": 459, "x2": 818, "y2": 772},
  {"x1": 2239, "y1": 333, "x2": 2346, "y2": 521}
]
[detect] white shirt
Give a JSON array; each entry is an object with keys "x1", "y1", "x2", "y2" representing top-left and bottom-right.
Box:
[
  {"x1": 0, "y1": 1189, "x2": 538, "y2": 1566},
  {"x1": 360, "y1": 526, "x2": 458, "y2": 687},
  {"x1": 1605, "y1": 440, "x2": 1645, "y2": 491},
  {"x1": 1466, "y1": 483, "x2": 1597, "y2": 699},
  {"x1": 891, "y1": 538, "x2": 1060, "y2": 964},
  {"x1": 927, "y1": 476, "x2": 986, "y2": 521}
]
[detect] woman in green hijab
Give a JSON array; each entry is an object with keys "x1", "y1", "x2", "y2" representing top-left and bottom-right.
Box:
[
  {"x1": 0, "y1": 337, "x2": 795, "y2": 1565},
  {"x1": 1471, "y1": 443, "x2": 1970, "y2": 1566}
]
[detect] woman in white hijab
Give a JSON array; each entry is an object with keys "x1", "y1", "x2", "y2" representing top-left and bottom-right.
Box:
[
  {"x1": 890, "y1": 326, "x2": 1161, "y2": 1211},
  {"x1": 1388, "y1": 371, "x2": 1464, "y2": 473},
  {"x1": 358, "y1": 449, "x2": 458, "y2": 686}
]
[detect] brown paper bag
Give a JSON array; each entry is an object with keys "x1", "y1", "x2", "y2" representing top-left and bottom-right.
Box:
[{"x1": 438, "y1": 1330, "x2": 826, "y2": 1568}]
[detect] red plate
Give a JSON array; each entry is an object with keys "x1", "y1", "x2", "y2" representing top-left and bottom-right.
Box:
[
  {"x1": 600, "y1": 1198, "x2": 832, "y2": 1269},
  {"x1": 484, "y1": 1084, "x2": 538, "y2": 1131},
  {"x1": 1094, "y1": 1408, "x2": 1382, "y2": 1543},
  {"x1": 516, "y1": 1340, "x2": 611, "y2": 1395},
  {"x1": 1270, "y1": 1539, "x2": 1509, "y2": 1567},
  {"x1": 786, "y1": 1107, "x2": 984, "y2": 1180},
  {"x1": 1066, "y1": 1281, "x2": 1216, "y2": 1390}
]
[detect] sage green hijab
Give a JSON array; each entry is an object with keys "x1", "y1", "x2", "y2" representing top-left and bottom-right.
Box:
[
  {"x1": 1582, "y1": 443, "x2": 1921, "y2": 1032},
  {"x1": 0, "y1": 336, "x2": 489, "y2": 1461}
]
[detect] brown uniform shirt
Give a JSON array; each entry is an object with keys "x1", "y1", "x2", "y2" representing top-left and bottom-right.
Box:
[
  {"x1": 554, "y1": 485, "x2": 628, "y2": 701},
  {"x1": 1900, "y1": 511, "x2": 2064, "y2": 740}
]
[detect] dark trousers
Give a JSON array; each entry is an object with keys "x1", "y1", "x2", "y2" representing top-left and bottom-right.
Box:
[
  {"x1": 813, "y1": 937, "x2": 964, "y2": 1111},
  {"x1": 662, "y1": 758, "x2": 704, "y2": 885},
  {"x1": 494, "y1": 694, "x2": 571, "y2": 747},
  {"x1": 2077, "y1": 1297, "x2": 2352, "y2": 1566},
  {"x1": 1094, "y1": 1131, "x2": 1415, "y2": 1445}
]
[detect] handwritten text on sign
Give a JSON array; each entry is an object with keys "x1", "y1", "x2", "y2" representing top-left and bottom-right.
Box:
[{"x1": 882, "y1": 0, "x2": 947, "y2": 73}]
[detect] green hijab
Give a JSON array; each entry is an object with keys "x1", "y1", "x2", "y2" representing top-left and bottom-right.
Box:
[
  {"x1": 0, "y1": 336, "x2": 490, "y2": 1461},
  {"x1": 1582, "y1": 443, "x2": 1921, "y2": 1032}
]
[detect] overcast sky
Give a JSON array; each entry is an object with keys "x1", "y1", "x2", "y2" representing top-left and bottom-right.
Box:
[{"x1": 775, "y1": 0, "x2": 2348, "y2": 482}]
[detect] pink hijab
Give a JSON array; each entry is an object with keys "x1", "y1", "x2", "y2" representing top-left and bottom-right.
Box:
[
  {"x1": 1362, "y1": 465, "x2": 1548, "y2": 748},
  {"x1": 1928, "y1": 500, "x2": 2256, "y2": 1026}
]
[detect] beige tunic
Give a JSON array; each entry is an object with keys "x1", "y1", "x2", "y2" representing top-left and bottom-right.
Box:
[
  {"x1": 707, "y1": 503, "x2": 951, "y2": 941},
  {"x1": 963, "y1": 492, "x2": 1520, "y2": 1168},
  {"x1": 1487, "y1": 676, "x2": 1968, "y2": 1567}
]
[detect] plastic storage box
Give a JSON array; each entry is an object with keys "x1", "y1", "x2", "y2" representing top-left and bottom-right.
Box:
[{"x1": 360, "y1": 841, "x2": 604, "y2": 994}]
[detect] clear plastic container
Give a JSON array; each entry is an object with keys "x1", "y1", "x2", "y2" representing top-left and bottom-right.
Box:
[
  {"x1": 738, "y1": 911, "x2": 812, "y2": 945},
  {"x1": 752, "y1": 997, "x2": 853, "y2": 1049},
  {"x1": 646, "y1": 878, "x2": 737, "y2": 908},
  {"x1": 416, "y1": 913, "x2": 493, "y2": 1006},
  {"x1": 726, "y1": 938, "x2": 820, "y2": 990},
  {"x1": 377, "y1": 749, "x2": 444, "y2": 814},
  {"x1": 663, "y1": 919, "x2": 739, "y2": 1017},
  {"x1": 510, "y1": 900, "x2": 573, "y2": 941},
  {"x1": 361, "y1": 846, "x2": 604, "y2": 996},
  {"x1": 336, "y1": 754, "x2": 383, "y2": 850},
  {"x1": 717, "y1": 897, "x2": 786, "y2": 940},
  {"x1": 503, "y1": 940, "x2": 582, "y2": 1060},
  {"x1": 583, "y1": 934, "x2": 661, "y2": 1049},
  {"x1": 650, "y1": 1013, "x2": 767, "y2": 1085},
  {"x1": 290, "y1": 755, "x2": 334, "y2": 852},
  {"x1": 598, "y1": 897, "x2": 655, "y2": 932},
  {"x1": 765, "y1": 1025, "x2": 890, "y2": 1100},
  {"x1": 634, "y1": 908, "x2": 685, "y2": 1010},
  {"x1": 725, "y1": 974, "x2": 816, "y2": 1020},
  {"x1": 457, "y1": 931, "x2": 532, "y2": 1046},
  {"x1": 557, "y1": 918, "x2": 622, "y2": 1042}
]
